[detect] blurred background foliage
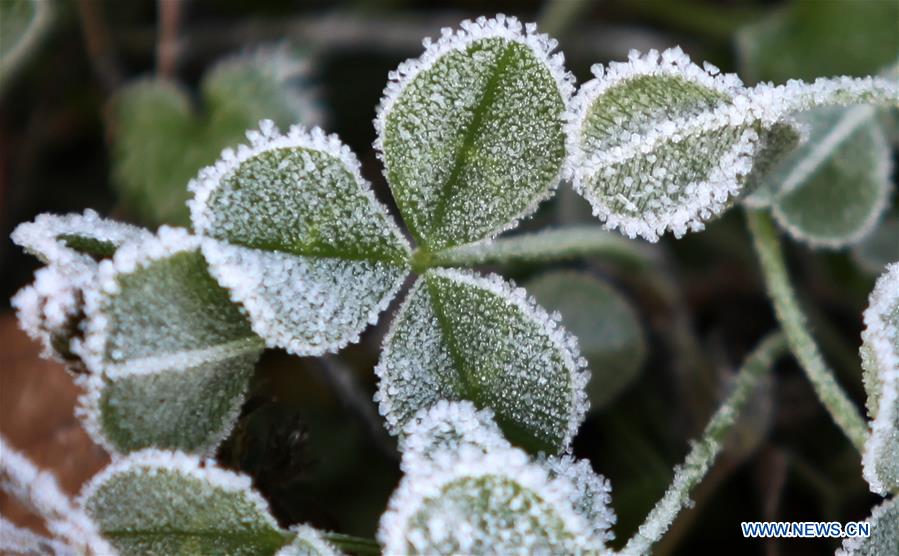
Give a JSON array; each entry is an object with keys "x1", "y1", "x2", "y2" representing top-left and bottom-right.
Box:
[{"x1": 1, "y1": 1, "x2": 897, "y2": 554}]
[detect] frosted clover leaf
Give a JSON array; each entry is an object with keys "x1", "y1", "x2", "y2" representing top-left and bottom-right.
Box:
[
  {"x1": 80, "y1": 449, "x2": 340, "y2": 556},
  {"x1": 10, "y1": 209, "x2": 151, "y2": 272},
  {"x1": 380, "y1": 401, "x2": 615, "y2": 555},
  {"x1": 566, "y1": 48, "x2": 898, "y2": 241},
  {"x1": 375, "y1": 14, "x2": 573, "y2": 251},
  {"x1": 397, "y1": 400, "x2": 512, "y2": 474},
  {"x1": 566, "y1": 47, "x2": 766, "y2": 240},
  {"x1": 860, "y1": 262, "x2": 899, "y2": 495},
  {"x1": 76, "y1": 227, "x2": 264, "y2": 455},
  {"x1": 836, "y1": 497, "x2": 898, "y2": 556},
  {"x1": 745, "y1": 105, "x2": 893, "y2": 248},
  {"x1": 376, "y1": 268, "x2": 589, "y2": 454},
  {"x1": 11, "y1": 210, "x2": 152, "y2": 364},
  {"x1": 189, "y1": 121, "x2": 410, "y2": 356}
]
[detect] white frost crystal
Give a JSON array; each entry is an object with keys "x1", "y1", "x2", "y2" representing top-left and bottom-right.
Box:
[
  {"x1": 381, "y1": 403, "x2": 617, "y2": 555},
  {"x1": 860, "y1": 262, "x2": 899, "y2": 495},
  {"x1": 376, "y1": 14, "x2": 573, "y2": 250},
  {"x1": 75, "y1": 226, "x2": 263, "y2": 455},
  {"x1": 0, "y1": 436, "x2": 112, "y2": 555},
  {"x1": 189, "y1": 120, "x2": 410, "y2": 356},
  {"x1": 748, "y1": 104, "x2": 893, "y2": 248},
  {"x1": 275, "y1": 525, "x2": 343, "y2": 556},
  {"x1": 11, "y1": 209, "x2": 151, "y2": 272},
  {"x1": 12, "y1": 265, "x2": 85, "y2": 363},
  {"x1": 375, "y1": 268, "x2": 589, "y2": 454},
  {"x1": 11, "y1": 210, "x2": 152, "y2": 363},
  {"x1": 836, "y1": 496, "x2": 898, "y2": 556},
  {"x1": 567, "y1": 47, "x2": 898, "y2": 242},
  {"x1": 398, "y1": 400, "x2": 512, "y2": 474},
  {"x1": 566, "y1": 47, "x2": 763, "y2": 241},
  {"x1": 541, "y1": 455, "x2": 616, "y2": 545},
  {"x1": 80, "y1": 449, "x2": 288, "y2": 555}
]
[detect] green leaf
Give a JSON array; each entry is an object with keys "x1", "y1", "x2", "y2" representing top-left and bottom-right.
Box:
[
  {"x1": 0, "y1": 0, "x2": 51, "y2": 86},
  {"x1": 76, "y1": 228, "x2": 263, "y2": 454},
  {"x1": 11, "y1": 209, "x2": 151, "y2": 271},
  {"x1": 527, "y1": 271, "x2": 646, "y2": 411},
  {"x1": 80, "y1": 449, "x2": 289, "y2": 555},
  {"x1": 398, "y1": 400, "x2": 512, "y2": 474},
  {"x1": 275, "y1": 525, "x2": 343, "y2": 556},
  {"x1": 736, "y1": 0, "x2": 899, "y2": 83},
  {"x1": 385, "y1": 400, "x2": 615, "y2": 553},
  {"x1": 541, "y1": 455, "x2": 616, "y2": 546},
  {"x1": 567, "y1": 46, "x2": 895, "y2": 242},
  {"x1": 853, "y1": 215, "x2": 899, "y2": 274},
  {"x1": 751, "y1": 105, "x2": 893, "y2": 248},
  {"x1": 190, "y1": 121, "x2": 410, "y2": 356},
  {"x1": 376, "y1": 15, "x2": 572, "y2": 250},
  {"x1": 837, "y1": 497, "x2": 898, "y2": 556},
  {"x1": 375, "y1": 268, "x2": 588, "y2": 454},
  {"x1": 110, "y1": 47, "x2": 321, "y2": 226},
  {"x1": 566, "y1": 47, "x2": 771, "y2": 241},
  {"x1": 11, "y1": 211, "x2": 152, "y2": 364},
  {"x1": 860, "y1": 262, "x2": 899, "y2": 495}
]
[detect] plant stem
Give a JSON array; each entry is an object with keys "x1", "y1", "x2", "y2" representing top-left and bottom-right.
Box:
[
  {"x1": 745, "y1": 209, "x2": 868, "y2": 452},
  {"x1": 621, "y1": 332, "x2": 787, "y2": 555},
  {"x1": 322, "y1": 532, "x2": 381, "y2": 555},
  {"x1": 428, "y1": 226, "x2": 657, "y2": 269}
]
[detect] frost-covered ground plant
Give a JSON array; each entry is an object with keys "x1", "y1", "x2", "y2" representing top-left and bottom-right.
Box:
[{"x1": 4, "y1": 13, "x2": 899, "y2": 556}]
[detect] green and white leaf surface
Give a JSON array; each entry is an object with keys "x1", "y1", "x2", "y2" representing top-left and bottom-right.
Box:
[
  {"x1": 860, "y1": 262, "x2": 899, "y2": 495},
  {"x1": 11, "y1": 209, "x2": 151, "y2": 272},
  {"x1": 80, "y1": 450, "x2": 289, "y2": 555},
  {"x1": 10, "y1": 210, "x2": 152, "y2": 363},
  {"x1": 381, "y1": 401, "x2": 614, "y2": 555},
  {"x1": 527, "y1": 271, "x2": 646, "y2": 410},
  {"x1": 566, "y1": 47, "x2": 764, "y2": 241},
  {"x1": 397, "y1": 400, "x2": 512, "y2": 474},
  {"x1": 836, "y1": 497, "x2": 898, "y2": 556},
  {"x1": 745, "y1": 105, "x2": 892, "y2": 248},
  {"x1": 76, "y1": 227, "x2": 263, "y2": 455},
  {"x1": 375, "y1": 14, "x2": 573, "y2": 251},
  {"x1": 111, "y1": 47, "x2": 321, "y2": 226},
  {"x1": 275, "y1": 525, "x2": 343, "y2": 556},
  {"x1": 566, "y1": 45, "x2": 897, "y2": 242},
  {"x1": 190, "y1": 121, "x2": 410, "y2": 356},
  {"x1": 376, "y1": 268, "x2": 588, "y2": 454}
]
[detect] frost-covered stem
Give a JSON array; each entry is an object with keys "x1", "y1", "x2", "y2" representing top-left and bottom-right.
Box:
[
  {"x1": 745, "y1": 209, "x2": 868, "y2": 452},
  {"x1": 428, "y1": 226, "x2": 657, "y2": 269},
  {"x1": 0, "y1": 436, "x2": 110, "y2": 554},
  {"x1": 622, "y1": 332, "x2": 787, "y2": 556},
  {"x1": 322, "y1": 532, "x2": 380, "y2": 555}
]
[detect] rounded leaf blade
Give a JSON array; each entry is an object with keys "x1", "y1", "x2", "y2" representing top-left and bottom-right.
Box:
[
  {"x1": 376, "y1": 268, "x2": 588, "y2": 454},
  {"x1": 860, "y1": 262, "x2": 899, "y2": 495},
  {"x1": 378, "y1": 444, "x2": 597, "y2": 555},
  {"x1": 769, "y1": 105, "x2": 893, "y2": 248},
  {"x1": 376, "y1": 15, "x2": 573, "y2": 250},
  {"x1": 80, "y1": 450, "x2": 288, "y2": 555},
  {"x1": 190, "y1": 121, "x2": 410, "y2": 356},
  {"x1": 565, "y1": 48, "x2": 766, "y2": 241},
  {"x1": 76, "y1": 227, "x2": 263, "y2": 455}
]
